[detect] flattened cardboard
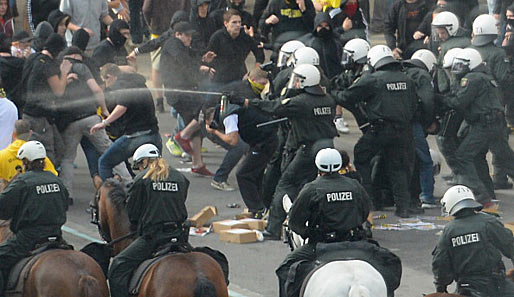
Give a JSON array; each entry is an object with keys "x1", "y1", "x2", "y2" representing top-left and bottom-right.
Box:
[
  {"x1": 219, "y1": 229, "x2": 258, "y2": 243},
  {"x1": 238, "y1": 218, "x2": 267, "y2": 230},
  {"x1": 212, "y1": 220, "x2": 250, "y2": 233},
  {"x1": 189, "y1": 206, "x2": 218, "y2": 227}
]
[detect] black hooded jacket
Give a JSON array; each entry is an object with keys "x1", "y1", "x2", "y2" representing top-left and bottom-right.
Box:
[
  {"x1": 300, "y1": 12, "x2": 342, "y2": 79},
  {"x1": 330, "y1": 0, "x2": 367, "y2": 35},
  {"x1": 190, "y1": 0, "x2": 218, "y2": 52},
  {"x1": 92, "y1": 20, "x2": 130, "y2": 68},
  {"x1": 47, "y1": 9, "x2": 69, "y2": 33}
]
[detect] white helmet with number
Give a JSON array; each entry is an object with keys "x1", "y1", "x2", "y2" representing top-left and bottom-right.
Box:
[
  {"x1": 17, "y1": 141, "x2": 46, "y2": 161},
  {"x1": 441, "y1": 185, "x2": 483, "y2": 216},
  {"x1": 432, "y1": 11, "x2": 460, "y2": 37},
  {"x1": 277, "y1": 40, "x2": 305, "y2": 67},
  {"x1": 451, "y1": 48, "x2": 483, "y2": 74},
  {"x1": 132, "y1": 143, "x2": 160, "y2": 164},
  {"x1": 315, "y1": 148, "x2": 342, "y2": 173},
  {"x1": 411, "y1": 49, "x2": 437, "y2": 72},
  {"x1": 367, "y1": 45, "x2": 396, "y2": 69},
  {"x1": 342, "y1": 38, "x2": 370, "y2": 66},
  {"x1": 472, "y1": 14, "x2": 499, "y2": 46},
  {"x1": 288, "y1": 47, "x2": 320, "y2": 67},
  {"x1": 443, "y1": 47, "x2": 463, "y2": 68},
  {"x1": 287, "y1": 64, "x2": 321, "y2": 90}
]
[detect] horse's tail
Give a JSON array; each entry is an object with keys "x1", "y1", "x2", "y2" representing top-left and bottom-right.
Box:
[
  {"x1": 348, "y1": 284, "x2": 371, "y2": 297},
  {"x1": 78, "y1": 274, "x2": 103, "y2": 297},
  {"x1": 193, "y1": 276, "x2": 217, "y2": 297}
]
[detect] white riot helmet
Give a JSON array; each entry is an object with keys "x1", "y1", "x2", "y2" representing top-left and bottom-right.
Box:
[
  {"x1": 315, "y1": 148, "x2": 342, "y2": 173},
  {"x1": 17, "y1": 141, "x2": 46, "y2": 161},
  {"x1": 287, "y1": 64, "x2": 321, "y2": 90},
  {"x1": 472, "y1": 14, "x2": 499, "y2": 46},
  {"x1": 132, "y1": 143, "x2": 160, "y2": 164},
  {"x1": 432, "y1": 11, "x2": 460, "y2": 37},
  {"x1": 410, "y1": 49, "x2": 437, "y2": 72},
  {"x1": 288, "y1": 47, "x2": 320, "y2": 68},
  {"x1": 342, "y1": 38, "x2": 370, "y2": 67},
  {"x1": 429, "y1": 149, "x2": 441, "y2": 176},
  {"x1": 367, "y1": 45, "x2": 397, "y2": 69},
  {"x1": 277, "y1": 40, "x2": 305, "y2": 67},
  {"x1": 451, "y1": 48, "x2": 483, "y2": 75},
  {"x1": 441, "y1": 185, "x2": 483, "y2": 216},
  {"x1": 443, "y1": 47, "x2": 463, "y2": 69}
]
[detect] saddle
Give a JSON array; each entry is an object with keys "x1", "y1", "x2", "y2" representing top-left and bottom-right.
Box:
[
  {"x1": 5, "y1": 239, "x2": 73, "y2": 297},
  {"x1": 128, "y1": 244, "x2": 230, "y2": 296}
]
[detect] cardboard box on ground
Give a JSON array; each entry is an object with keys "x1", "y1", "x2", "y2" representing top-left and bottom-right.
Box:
[{"x1": 188, "y1": 206, "x2": 267, "y2": 243}]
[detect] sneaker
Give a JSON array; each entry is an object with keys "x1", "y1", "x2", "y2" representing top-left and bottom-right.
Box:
[
  {"x1": 166, "y1": 138, "x2": 183, "y2": 157},
  {"x1": 174, "y1": 133, "x2": 193, "y2": 154},
  {"x1": 421, "y1": 201, "x2": 440, "y2": 209},
  {"x1": 334, "y1": 117, "x2": 350, "y2": 134},
  {"x1": 191, "y1": 165, "x2": 214, "y2": 177},
  {"x1": 262, "y1": 230, "x2": 281, "y2": 241},
  {"x1": 211, "y1": 180, "x2": 235, "y2": 191}
]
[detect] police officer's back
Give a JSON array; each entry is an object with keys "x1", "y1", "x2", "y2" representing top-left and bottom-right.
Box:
[
  {"x1": 0, "y1": 141, "x2": 68, "y2": 296},
  {"x1": 432, "y1": 185, "x2": 514, "y2": 296}
]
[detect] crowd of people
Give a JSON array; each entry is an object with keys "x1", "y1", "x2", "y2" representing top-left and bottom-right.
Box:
[{"x1": 1, "y1": 0, "x2": 514, "y2": 296}]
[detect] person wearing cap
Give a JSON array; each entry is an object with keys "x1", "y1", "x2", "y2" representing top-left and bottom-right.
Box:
[
  {"x1": 160, "y1": 20, "x2": 216, "y2": 177},
  {"x1": 10, "y1": 30, "x2": 34, "y2": 58},
  {"x1": 92, "y1": 19, "x2": 135, "y2": 72},
  {"x1": 108, "y1": 143, "x2": 189, "y2": 297},
  {"x1": 432, "y1": 185, "x2": 514, "y2": 296},
  {"x1": 0, "y1": 140, "x2": 68, "y2": 297},
  {"x1": 0, "y1": 120, "x2": 57, "y2": 185},
  {"x1": 22, "y1": 33, "x2": 70, "y2": 167},
  {"x1": 275, "y1": 148, "x2": 370, "y2": 297}
]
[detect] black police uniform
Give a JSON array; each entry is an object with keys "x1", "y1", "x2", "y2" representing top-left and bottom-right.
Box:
[
  {"x1": 443, "y1": 66, "x2": 514, "y2": 203},
  {"x1": 432, "y1": 211, "x2": 514, "y2": 296},
  {"x1": 0, "y1": 169, "x2": 68, "y2": 295},
  {"x1": 215, "y1": 103, "x2": 278, "y2": 213},
  {"x1": 276, "y1": 173, "x2": 370, "y2": 297},
  {"x1": 108, "y1": 166, "x2": 190, "y2": 297},
  {"x1": 247, "y1": 89, "x2": 338, "y2": 237},
  {"x1": 337, "y1": 62, "x2": 417, "y2": 216}
]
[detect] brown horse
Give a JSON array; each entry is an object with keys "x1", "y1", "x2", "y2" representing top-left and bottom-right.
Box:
[
  {"x1": 0, "y1": 220, "x2": 109, "y2": 297},
  {"x1": 96, "y1": 179, "x2": 229, "y2": 297}
]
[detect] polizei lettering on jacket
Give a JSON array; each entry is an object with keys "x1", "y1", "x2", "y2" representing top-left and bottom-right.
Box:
[
  {"x1": 326, "y1": 191, "x2": 353, "y2": 202},
  {"x1": 451, "y1": 233, "x2": 480, "y2": 247},
  {"x1": 313, "y1": 107, "x2": 332, "y2": 116},
  {"x1": 152, "y1": 182, "x2": 178, "y2": 192},
  {"x1": 386, "y1": 82, "x2": 407, "y2": 91},
  {"x1": 36, "y1": 183, "x2": 61, "y2": 194}
]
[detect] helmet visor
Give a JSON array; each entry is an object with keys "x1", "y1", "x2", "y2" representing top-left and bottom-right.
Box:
[
  {"x1": 341, "y1": 49, "x2": 355, "y2": 67},
  {"x1": 451, "y1": 58, "x2": 470, "y2": 75},
  {"x1": 277, "y1": 51, "x2": 291, "y2": 67},
  {"x1": 287, "y1": 72, "x2": 306, "y2": 90}
]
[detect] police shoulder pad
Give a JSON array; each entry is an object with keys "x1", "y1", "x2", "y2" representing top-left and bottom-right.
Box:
[
  {"x1": 281, "y1": 98, "x2": 291, "y2": 105},
  {"x1": 460, "y1": 78, "x2": 468, "y2": 87}
]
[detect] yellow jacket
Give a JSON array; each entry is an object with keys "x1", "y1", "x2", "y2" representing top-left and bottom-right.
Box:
[{"x1": 0, "y1": 139, "x2": 58, "y2": 181}]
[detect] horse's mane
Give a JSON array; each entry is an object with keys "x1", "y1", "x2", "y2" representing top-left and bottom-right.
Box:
[{"x1": 102, "y1": 179, "x2": 127, "y2": 212}]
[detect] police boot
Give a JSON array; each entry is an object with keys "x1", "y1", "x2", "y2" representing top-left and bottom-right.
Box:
[{"x1": 156, "y1": 97, "x2": 165, "y2": 113}]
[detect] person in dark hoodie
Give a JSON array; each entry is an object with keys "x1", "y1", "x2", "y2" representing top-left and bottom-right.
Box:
[
  {"x1": 47, "y1": 9, "x2": 71, "y2": 37},
  {"x1": 92, "y1": 19, "x2": 136, "y2": 72},
  {"x1": 31, "y1": 21, "x2": 53, "y2": 52},
  {"x1": 300, "y1": 11, "x2": 342, "y2": 79},
  {"x1": 22, "y1": 33, "x2": 69, "y2": 166},
  {"x1": 211, "y1": 0, "x2": 257, "y2": 31},
  {"x1": 329, "y1": 0, "x2": 368, "y2": 44},
  {"x1": 191, "y1": 0, "x2": 220, "y2": 52},
  {"x1": 0, "y1": 33, "x2": 24, "y2": 116},
  {"x1": 259, "y1": 0, "x2": 316, "y2": 42}
]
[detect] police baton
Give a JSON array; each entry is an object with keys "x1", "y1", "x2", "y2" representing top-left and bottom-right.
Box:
[{"x1": 256, "y1": 117, "x2": 288, "y2": 128}]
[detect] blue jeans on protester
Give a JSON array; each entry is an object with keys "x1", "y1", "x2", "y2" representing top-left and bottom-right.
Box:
[
  {"x1": 80, "y1": 137, "x2": 101, "y2": 178},
  {"x1": 99, "y1": 132, "x2": 162, "y2": 180},
  {"x1": 413, "y1": 123, "x2": 435, "y2": 203}
]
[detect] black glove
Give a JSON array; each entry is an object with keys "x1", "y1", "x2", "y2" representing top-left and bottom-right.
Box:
[{"x1": 225, "y1": 92, "x2": 245, "y2": 105}]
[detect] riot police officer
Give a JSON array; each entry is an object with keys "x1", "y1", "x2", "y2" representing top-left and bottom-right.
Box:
[
  {"x1": 275, "y1": 148, "x2": 370, "y2": 297},
  {"x1": 432, "y1": 185, "x2": 514, "y2": 296},
  {"x1": 232, "y1": 64, "x2": 338, "y2": 239},
  {"x1": 0, "y1": 141, "x2": 68, "y2": 296},
  {"x1": 471, "y1": 14, "x2": 514, "y2": 190},
  {"x1": 336, "y1": 45, "x2": 418, "y2": 218},
  {"x1": 443, "y1": 48, "x2": 514, "y2": 206},
  {"x1": 109, "y1": 144, "x2": 190, "y2": 297}
]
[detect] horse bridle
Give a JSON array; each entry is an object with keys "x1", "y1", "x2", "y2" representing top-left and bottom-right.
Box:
[{"x1": 89, "y1": 189, "x2": 136, "y2": 248}]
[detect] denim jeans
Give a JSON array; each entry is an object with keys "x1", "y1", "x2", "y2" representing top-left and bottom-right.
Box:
[
  {"x1": 81, "y1": 137, "x2": 100, "y2": 178},
  {"x1": 413, "y1": 123, "x2": 435, "y2": 203},
  {"x1": 209, "y1": 134, "x2": 249, "y2": 183},
  {"x1": 99, "y1": 132, "x2": 162, "y2": 180}
]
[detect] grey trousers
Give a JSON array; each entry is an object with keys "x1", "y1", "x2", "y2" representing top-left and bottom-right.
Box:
[{"x1": 22, "y1": 114, "x2": 64, "y2": 167}]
